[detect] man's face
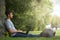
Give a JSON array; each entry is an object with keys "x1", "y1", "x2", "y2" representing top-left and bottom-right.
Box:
[{"x1": 8, "y1": 12, "x2": 13, "y2": 18}]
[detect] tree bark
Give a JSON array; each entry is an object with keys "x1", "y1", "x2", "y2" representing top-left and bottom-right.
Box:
[{"x1": 0, "y1": 0, "x2": 5, "y2": 37}]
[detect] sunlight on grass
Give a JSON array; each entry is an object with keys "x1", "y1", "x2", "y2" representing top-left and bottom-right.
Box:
[
  {"x1": 29, "y1": 31, "x2": 42, "y2": 34},
  {"x1": 55, "y1": 30, "x2": 60, "y2": 36}
]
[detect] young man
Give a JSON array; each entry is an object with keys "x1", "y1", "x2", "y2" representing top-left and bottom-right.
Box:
[{"x1": 4, "y1": 10, "x2": 40, "y2": 37}]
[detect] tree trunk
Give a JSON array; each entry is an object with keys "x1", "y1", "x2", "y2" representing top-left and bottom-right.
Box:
[{"x1": 0, "y1": 0, "x2": 5, "y2": 37}]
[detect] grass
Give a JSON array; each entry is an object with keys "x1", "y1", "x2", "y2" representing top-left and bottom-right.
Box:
[
  {"x1": 0, "y1": 30, "x2": 60, "y2": 40},
  {"x1": 1, "y1": 37, "x2": 60, "y2": 40}
]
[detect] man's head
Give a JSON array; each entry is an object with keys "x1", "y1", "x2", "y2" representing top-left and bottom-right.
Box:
[{"x1": 5, "y1": 10, "x2": 14, "y2": 19}]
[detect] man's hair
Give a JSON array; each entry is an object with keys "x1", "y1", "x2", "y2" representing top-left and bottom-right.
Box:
[{"x1": 5, "y1": 10, "x2": 13, "y2": 17}]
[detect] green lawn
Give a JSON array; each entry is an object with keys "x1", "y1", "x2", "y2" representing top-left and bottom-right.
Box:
[{"x1": 0, "y1": 30, "x2": 60, "y2": 40}]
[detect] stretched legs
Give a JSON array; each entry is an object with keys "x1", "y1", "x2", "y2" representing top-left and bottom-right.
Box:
[{"x1": 11, "y1": 32, "x2": 40, "y2": 37}]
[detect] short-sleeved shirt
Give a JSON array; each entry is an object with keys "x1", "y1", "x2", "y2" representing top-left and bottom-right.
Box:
[{"x1": 4, "y1": 19, "x2": 17, "y2": 36}]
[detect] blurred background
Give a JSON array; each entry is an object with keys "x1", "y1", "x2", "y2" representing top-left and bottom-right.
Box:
[
  {"x1": 5, "y1": 0, "x2": 60, "y2": 31},
  {"x1": 0, "y1": 0, "x2": 60, "y2": 32}
]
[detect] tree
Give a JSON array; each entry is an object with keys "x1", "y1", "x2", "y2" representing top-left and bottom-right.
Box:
[{"x1": 0, "y1": 0, "x2": 5, "y2": 37}]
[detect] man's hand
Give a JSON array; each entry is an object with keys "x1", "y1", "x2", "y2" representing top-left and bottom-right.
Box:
[{"x1": 17, "y1": 30, "x2": 23, "y2": 32}]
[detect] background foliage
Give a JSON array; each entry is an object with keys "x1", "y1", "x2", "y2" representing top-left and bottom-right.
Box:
[{"x1": 6, "y1": 0, "x2": 52, "y2": 31}]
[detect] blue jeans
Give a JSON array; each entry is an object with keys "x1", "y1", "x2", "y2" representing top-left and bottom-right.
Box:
[{"x1": 11, "y1": 32, "x2": 40, "y2": 37}]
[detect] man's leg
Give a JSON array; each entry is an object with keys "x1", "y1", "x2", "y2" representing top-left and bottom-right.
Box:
[{"x1": 12, "y1": 32, "x2": 40, "y2": 37}]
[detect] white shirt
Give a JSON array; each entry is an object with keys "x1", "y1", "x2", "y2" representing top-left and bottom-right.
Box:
[{"x1": 4, "y1": 19, "x2": 17, "y2": 36}]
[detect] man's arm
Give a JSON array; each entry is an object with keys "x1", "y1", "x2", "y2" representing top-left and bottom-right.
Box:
[
  {"x1": 8, "y1": 28, "x2": 17, "y2": 33},
  {"x1": 17, "y1": 29, "x2": 23, "y2": 32},
  {"x1": 8, "y1": 28, "x2": 23, "y2": 33}
]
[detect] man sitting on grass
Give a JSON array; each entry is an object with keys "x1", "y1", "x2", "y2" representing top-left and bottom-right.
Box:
[{"x1": 4, "y1": 10, "x2": 40, "y2": 37}]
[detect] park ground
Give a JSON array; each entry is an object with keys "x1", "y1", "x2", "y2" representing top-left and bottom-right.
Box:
[{"x1": 0, "y1": 30, "x2": 60, "y2": 40}]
